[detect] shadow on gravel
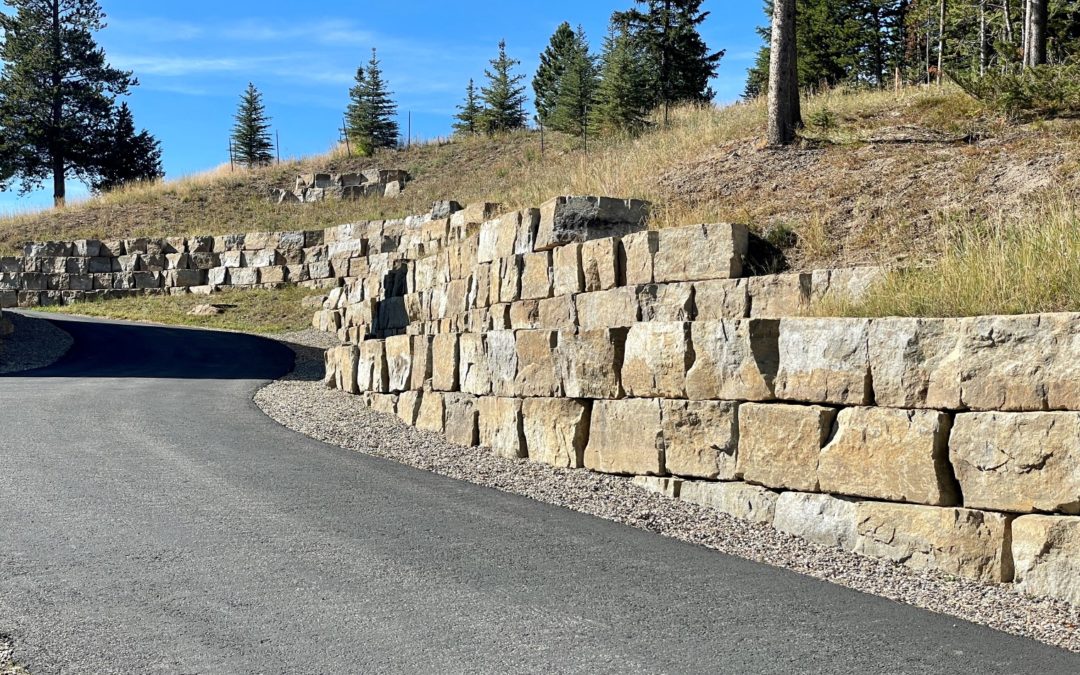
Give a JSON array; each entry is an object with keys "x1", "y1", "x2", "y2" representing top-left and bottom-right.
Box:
[
  {"x1": 0, "y1": 314, "x2": 295, "y2": 381},
  {"x1": 273, "y1": 340, "x2": 327, "y2": 383}
]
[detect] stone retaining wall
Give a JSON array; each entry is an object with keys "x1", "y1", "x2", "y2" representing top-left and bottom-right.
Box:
[{"x1": 317, "y1": 194, "x2": 1080, "y2": 608}]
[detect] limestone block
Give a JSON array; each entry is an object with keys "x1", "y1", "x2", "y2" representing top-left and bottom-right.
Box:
[
  {"x1": 685, "y1": 320, "x2": 779, "y2": 402},
  {"x1": 950, "y1": 412, "x2": 1080, "y2": 514},
  {"x1": 737, "y1": 403, "x2": 836, "y2": 492},
  {"x1": 810, "y1": 266, "x2": 887, "y2": 304},
  {"x1": 98, "y1": 239, "x2": 125, "y2": 257},
  {"x1": 477, "y1": 211, "x2": 521, "y2": 264},
  {"x1": 868, "y1": 318, "x2": 963, "y2": 409},
  {"x1": 409, "y1": 336, "x2": 433, "y2": 391},
  {"x1": 190, "y1": 252, "x2": 220, "y2": 270},
  {"x1": 258, "y1": 266, "x2": 286, "y2": 285},
  {"x1": 855, "y1": 502, "x2": 1013, "y2": 583},
  {"x1": 585, "y1": 399, "x2": 664, "y2": 475},
  {"x1": 552, "y1": 243, "x2": 584, "y2": 296},
  {"x1": 219, "y1": 250, "x2": 243, "y2": 268},
  {"x1": 478, "y1": 397, "x2": 526, "y2": 459},
  {"x1": 581, "y1": 237, "x2": 621, "y2": 292},
  {"x1": 653, "y1": 223, "x2": 748, "y2": 283},
  {"x1": 637, "y1": 283, "x2": 695, "y2": 322},
  {"x1": 620, "y1": 231, "x2": 658, "y2": 286},
  {"x1": 1012, "y1": 515, "x2": 1080, "y2": 605},
  {"x1": 679, "y1": 481, "x2": 777, "y2": 524},
  {"x1": 450, "y1": 202, "x2": 501, "y2": 229},
  {"x1": 522, "y1": 398, "x2": 591, "y2": 468},
  {"x1": 748, "y1": 273, "x2": 811, "y2": 318},
  {"x1": 244, "y1": 249, "x2": 281, "y2": 267},
  {"x1": 207, "y1": 267, "x2": 228, "y2": 286},
  {"x1": 537, "y1": 295, "x2": 577, "y2": 331},
  {"x1": 72, "y1": 239, "x2": 102, "y2": 257},
  {"x1": 497, "y1": 255, "x2": 522, "y2": 304},
  {"x1": 358, "y1": 340, "x2": 389, "y2": 393},
  {"x1": 660, "y1": 400, "x2": 739, "y2": 480},
  {"x1": 509, "y1": 299, "x2": 540, "y2": 330},
  {"x1": 818, "y1": 408, "x2": 958, "y2": 506},
  {"x1": 486, "y1": 330, "x2": 518, "y2": 398},
  {"x1": 168, "y1": 269, "x2": 206, "y2": 288},
  {"x1": 621, "y1": 322, "x2": 691, "y2": 399},
  {"x1": 556, "y1": 328, "x2": 627, "y2": 400},
  {"x1": 443, "y1": 393, "x2": 479, "y2": 447},
  {"x1": 773, "y1": 492, "x2": 858, "y2": 550},
  {"x1": 397, "y1": 391, "x2": 423, "y2": 426},
  {"x1": 575, "y1": 287, "x2": 640, "y2": 330},
  {"x1": 460, "y1": 333, "x2": 491, "y2": 396},
  {"x1": 513, "y1": 208, "x2": 541, "y2": 254},
  {"x1": 416, "y1": 391, "x2": 445, "y2": 433},
  {"x1": 775, "y1": 318, "x2": 872, "y2": 406},
  {"x1": 490, "y1": 303, "x2": 511, "y2": 330},
  {"x1": 432, "y1": 334, "x2": 459, "y2": 392},
  {"x1": 520, "y1": 251, "x2": 553, "y2": 300},
  {"x1": 385, "y1": 335, "x2": 413, "y2": 393},
  {"x1": 228, "y1": 267, "x2": 258, "y2": 286},
  {"x1": 534, "y1": 196, "x2": 649, "y2": 251},
  {"x1": 470, "y1": 263, "x2": 492, "y2": 309},
  {"x1": 512, "y1": 330, "x2": 560, "y2": 398},
  {"x1": 631, "y1": 476, "x2": 683, "y2": 498}
]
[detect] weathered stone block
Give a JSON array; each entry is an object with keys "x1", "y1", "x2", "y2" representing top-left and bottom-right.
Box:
[
  {"x1": 620, "y1": 230, "x2": 658, "y2": 286},
  {"x1": 496, "y1": 255, "x2": 522, "y2": 304},
  {"x1": 358, "y1": 340, "x2": 389, "y2": 393},
  {"x1": 621, "y1": 322, "x2": 691, "y2": 399},
  {"x1": 520, "y1": 251, "x2": 552, "y2": 300},
  {"x1": 637, "y1": 283, "x2": 695, "y2": 323},
  {"x1": 855, "y1": 502, "x2": 1013, "y2": 583},
  {"x1": 810, "y1": 266, "x2": 887, "y2": 304},
  {"x1": 552, "y1": 243, "x2": 584, "y2": 296},
  {"x1": 818, "y1": 408, "x2": 958, "y2": 506},
  {"x1": 478, "y1": 397, "x2": 526, "y2": 459},
  {"x1": 1012, "y1": 515, "x2": 1080, "y2": 605},
  {"x1": 653, "y1": 223, "x2": 748, "y2": 283},
  {"x1": 950, "y1": 412, "x2": 1080, "y2": 514},
  {"x1": 575, "y1": 287, "x2": 640, "y2": 330},
  {"x1": 556, "y1": 328, "x2": 627, "y2": 400},
  {"x1": 537, "y1": 295, "x2": 576, "y2": 331},
  {"x1": 679, "y1": 481, "x2": 778, "y2": 524},
  {"x1": 737, "y1": 403, "x2": 836, "y2": 492},
  {"x1": 868, "y1": 318, "x2": 963, "y2": 409},
  {"x1": 443, "y1": 393, "x2": 479, "y2": 447},
  {"x1": 460, "y1": 333, "x2": 490, "y2": 396},
  {"x1": 228, "y1": 267, "x2": 259, "y2": 286},
  {"x1": 631, "y1": 476, "x2": 683, "y2": 498},
  {"x1": 385, "y1": 335, "x2": 413, "y2": 393},
  {"x1": 486, "y1": 330, "x2": 518, "y2": 398},
  {"x1": 581, "y1": 237, "x2": 621, "y2": 292},
  {"x1": 514, "y1": 330, "x2": 560, "y2": 397},
  {"x1": 773, "y1": 492, "x2": 858, "y2": 550},
  {"x1": 522, "y1": 398, "x2": 591, "y2": 468},
  {"x1": 535, "y1": 196, "x2": 649, "y2": 251},
  {"x1": 685, "y1": 320, "x2": 778, "y2": 402},
  {"x1": 432, "y1": 334, "x2": 459, "y2": 392},
  {"x1": 409, "y1": 336, "x2": 433, "y2": 391},
  {"x1": 416, "y1": 391, "x2": 445, "y2": 433},
  {"x1": 748, "y1": 273, "x2": 811, "y2": 318},
  {"x1": 585, "y1": 398, "x2": 664, "y2": 475},
  {"x1": 509, "y1": 299, "x2": 540, "y2": 330},
  {"x1": 514, "y1": 208, "x2": 541, "y2": 254},
  {"x1": 477, "y1": 211, "x2": 521, "y2": 264},
  {"x1": 775, "y1": 318, "x2": 872, "y2": 406},
  {"x1": 397, "y1": 391, "x2": 423, "y2": 426},
  {"x1": 660, "y1": 400, "x2": 739, "y2": 480}
]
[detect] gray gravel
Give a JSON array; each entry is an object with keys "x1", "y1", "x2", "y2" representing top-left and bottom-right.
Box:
[
  {"x1": 256, "y1": 333, "x2": 1080, "y2": 655},
  {"x1": 0, "y1": 312, "x2": 73, "y2": 375},
  {"x1": 0, "y1": 637, "x2": 27, "y2": 675}
]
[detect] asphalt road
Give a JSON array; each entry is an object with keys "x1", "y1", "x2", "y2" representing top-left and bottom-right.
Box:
[{"x1": 0, "y1": 312, "x2": 1077, "y2": 674}]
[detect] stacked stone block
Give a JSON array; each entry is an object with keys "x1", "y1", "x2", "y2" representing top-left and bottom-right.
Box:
[{"x1": 317, "y1": 194, "x2": 1080, "y2": 608}]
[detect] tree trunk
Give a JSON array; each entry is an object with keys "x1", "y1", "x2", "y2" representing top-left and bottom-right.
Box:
[
  {"x1": 979, "y1": 0, "x2": 988, "y2": 76},
  {"x1": 767, "y1": 0, "x2": 800, "y2": 146},
  {"x1": 1003, "y1": 0, "x2": 1014, "y2": 46},
  {"x1": 937, "y1": 0, "x2": 947, "y2": 85},
  {"x1": 1022, "y1": 0, "x2": 1031, "y2": 64},
  {"x1": 1025, "y1": 0, "x2": 1048, "y2": 66},
  {"x1": 49, "y1": 0, "x2": 65, "y2": 207}
]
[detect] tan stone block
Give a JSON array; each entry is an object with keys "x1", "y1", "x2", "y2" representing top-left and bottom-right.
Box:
[
  {"x1": 486, "y1": 330, "x2": 518, "y2": 397},
  {"x1": 620, "y1": 230, "x2": 658, "y2": 286},
  {"x1": 748, "y1": 273, "x2": 811, "y2": 318},
  {"x1": 773, "y1": 492, "x2": 858, "y2": 549},
  {"x1": 575, "y1": 287, "x2": 640, "y2": 330},
  {"x1": 685, "y1": 320, "x2": 778, "y2": 402},
  {"x1": 478, "y1": 397, "x2": 526, "y2": 458},
  {"x1": 660, "y1": 400, "x2": 739, "y2": 479},
  {"x1": 470, "y1": 262, "x2": 492, "y2": 309},
  {"x1": 737, "y1": 403, "x2": 836, "y2": 492},
  {"x1": 490, "y1": 303, "x2": 511, "y2": 329},
  {"x1": 1012, "y1": 515, "x2": 1080, "y2": 604},
  {"x1": 868, "y1": 318, "x2": 962, "y2": 410},
  {"x1": 621, "y1": 322, "x2": 691, "y2": 399},
  {"x1": 368, "y1": 393, "x2": 398, "y2": 415},
  {"x1": 477, "y1": 211, "x2": 519, "y2": 264},
  {"x1": 585, "y1": 398, "x2": 664, "y2": 475},
  {"x1": 522, "y1": 398, "x2": 591, "y2": 468},
  {"x1": 653, "y1": 223, "x2": 748, "y2": 283},
  {"x1": 509, "y1": 299, "x2": 540, "y2": 330},
  {"x1": 520, "y1": 251, "x2": 552, "y2": 300},
  {"x1": 397, "y1": 390, "x2": 423, "y2": 425},
  {"x1": 432, "y1": 334, "x2": 459, "y2": 392},
  {"x1": 950, "y1": 412, "x2": 1080, "y2": 514},
  {"x1": 552, "y1": 243, "x2": 584, "y2": 296},
  {"x1": 460, "y1": 333, "x2": 490, "y2": 396},
  {"x1": 537, "y1": 295, "x2": 577, "y2": 331},
  {"x1": 443, "y1": 393, "x2": 479, "y2": 447},
  {"x1": 556, "y1": 328, "x2": 627, "y2": 400},
  {"x1": 637, "y1": 283, "x2": 694, "y2": 322},
  {"x1": 631, "y1": 476, "x2": 683, "y2": 498},
  {"x1": 416, "y1": 391, "x2": 445, "y2": 433},
  {"x1": 819, "y1": 407, "x2": 958, "y2": 506},
  {"x1": 581, "y1": 237, "x2": 621, "y2": 292},
  {"x1": 358, "y1": 341, "x2": 389, "y2": 393},
  {"x1": 810, "y1": 266, "x2": 887, "y2": 305},
  {"x1": 385, "y1": 335, "x2": 413, "y2": 393},
  {"x1": 679, "y1": 481, "x2": 777, "y2": 524},
  {"x1": 514, "y1": 330, "x2": 560, "y2": 397},
  {"x1": 775, "y1": 318, "x2": 872, "y2": 406},
  {"x1": 497, "y1": 255, "x2": 522, "y2": 304},
  {"x1": 408, "y1": 336, "x2": 433, "y2": 391},
  {"x1": 855, "y1": 503, "x2": 1013, "y2": 583}
]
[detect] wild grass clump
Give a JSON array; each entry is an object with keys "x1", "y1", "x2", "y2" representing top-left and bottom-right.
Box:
[{"x1": 818, "y1": 196, "x2": 1080, "y2": 317}]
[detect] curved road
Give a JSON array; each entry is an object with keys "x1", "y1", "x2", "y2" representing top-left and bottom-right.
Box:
[{"x1": 0, "y1": 312, "x2": 1076, "y2": 674}]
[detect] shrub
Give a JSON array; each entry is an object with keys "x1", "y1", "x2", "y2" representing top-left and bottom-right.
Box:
[{"x1": 952, "y1": 64, "x2": 1080, "y2": 119}]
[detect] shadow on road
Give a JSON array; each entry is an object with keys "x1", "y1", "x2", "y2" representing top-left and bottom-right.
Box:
[{"x1": 0, "y1": 313, "x2": 296, "y2": 381}]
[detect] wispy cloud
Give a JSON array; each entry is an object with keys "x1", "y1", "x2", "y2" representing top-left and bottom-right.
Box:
[{"x1": 107, "y1": 17, "x2": 205, "y2": 42}]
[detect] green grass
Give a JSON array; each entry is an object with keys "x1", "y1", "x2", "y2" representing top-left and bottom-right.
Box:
[{"x1": 38, "y1": 286, "x2": 326, "y2": 334}]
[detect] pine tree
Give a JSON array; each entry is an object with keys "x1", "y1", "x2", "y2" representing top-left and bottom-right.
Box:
[
  {"x1": 91, "y1": 102, "x2": 163, "y2": 192},
  {"x1": 549, "y1": 28, "x2": 598, "y2": 137},
  {"x1": 480, "y1": 40, "x2": 528, "y2": 134},
  {"x1": 231, "y1": 83, "x2": 273, "y2": 168},
  {"x1": 0, "y1": 0, "x2": 140, "y2": 205},
  {"x1": 590, "y1": 25, "x2": 654, "y2": 136},
  {"x1": 453, "y1": 79, "x2": 482, "y2": 136},
  {"x1": 533, "y1": 22, "x2": 578, "y2": 127},
  {"x1": 346, "y1": 48, "x2": 399, "y2": 155}
]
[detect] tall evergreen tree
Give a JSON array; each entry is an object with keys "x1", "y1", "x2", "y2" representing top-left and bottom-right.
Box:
[
  {"x1": 590, "y1": 25, "x2": 654, "y2": 135},
  {"x1": 549, "y1": 27, "x2": 599, "y2": 137},
  {"x1": 231, "y1": 83, "x2": 273, "y2": 168},
  {"x1": 346, "y1": 48, "x2": 399, "y2": 155},
  {"x1": 91, "y1": 102, "x2": 163, "y2": 192},
  {"x1": 613, "y1": 0, "x2": 726, "y2": 114},
  {"x1": 0, "y1": 0, "x2": 141, "y2": 205},
  {"x1": 480, "y1": 40, "x2": 528, "y2": 134},
  {"x1": 533, "y1": 23, "x2": 579, "y2": 127},
  {"x1": 453, "y1": 79, "x2": 482, "y2": 136}
]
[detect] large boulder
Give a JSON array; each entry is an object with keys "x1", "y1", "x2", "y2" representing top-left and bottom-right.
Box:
[
  {"x1": 575, "y1": 287, "x2": 640, "y2": 330},
  {"x1": 773, "y1": 492, "x2": 858, "y2": 550},
  {"x1": 443, "y1": 393, "x2": 479, "y2": 447},
  {"x1": 652, "y1": 223, "x2": 748, "y2": 283},
  {"x1": 868, "y1": 318, "x2": 963, "y2": 409},
  {"x1": 950, "y1": 412, "x2": 1080, "y2": 514},
  {"x1": 485, "y1": 330, "x2": 518, "y2": 397},
  {"x1": 679, "y1": 481, "x2": 778, "y2": 524},
  {"x1": 556, "y1": 328, "x2": 627, "y2": 400},
  {"x1": 621, "y1": 322, "x2": 692, "y2": 399},
  {"x1": 1012, "y1": 515, "x2": 1080, "y2": 605},
  {"x1": 478, "y1": 397, "x2": 526, "y2": 459},
  {"x1": 661, "y1": 401, "x2": 739, "y2": 480},
  {"x1": 685, "y1": 319, "x2": 778, "y2": 402},
  {"x1": 385, "y1": 335, "x2": 413, "y2": 393},
  {"x1": 736, "y1": 403, "x2": 836, "y2": 492},
  {"x1": 775, "y1": 318, "x2": 872, "y2": 406},
  {"x1": 534, "y1": 196, "x2": 649, "y2": 251},
  {"x1": 522, "y1": 398, "x2": 591, "y2": 468},
  {"x1": 514, "y1": 330, "x2": 560, "y2": 398},
  {"x1": 585, "y1": 398, "x2": 664, "y2": 476}
]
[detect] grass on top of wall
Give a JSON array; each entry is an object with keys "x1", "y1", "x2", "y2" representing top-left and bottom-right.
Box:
[{"x1": 37, "y1": 286, "x2": 326, "y2": 334}]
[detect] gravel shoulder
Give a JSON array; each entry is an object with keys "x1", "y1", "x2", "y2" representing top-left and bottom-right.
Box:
[
  {"x1": 256, "y1": 332, "x2": 1080, "y2": 655},
  {"x1": 0, "y1": 636, "x2": 28, "y2": 675},
  {"x1": 0, "y1": 312, "x2": 73, "y2": 375}
]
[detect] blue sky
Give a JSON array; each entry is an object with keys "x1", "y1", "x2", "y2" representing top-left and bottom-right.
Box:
[{"x1": 0, "y1": 0, "x2": 765, "y2": 212}]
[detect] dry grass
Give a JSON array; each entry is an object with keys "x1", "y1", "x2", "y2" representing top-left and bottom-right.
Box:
[{"x1": 37, "y1": 286, "x2": 325, "y2": 334}]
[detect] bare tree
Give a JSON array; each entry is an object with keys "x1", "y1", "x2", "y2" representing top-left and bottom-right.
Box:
[
  {"x1": 937, "y1": 0, "x2": 947, "y2": 85},
  {"x1": 766, "y1": 0, "x2": 800, "y2": 146},
  {"x1": 1024, "y1": 0, "x2": 1048, "y2": 66}
]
